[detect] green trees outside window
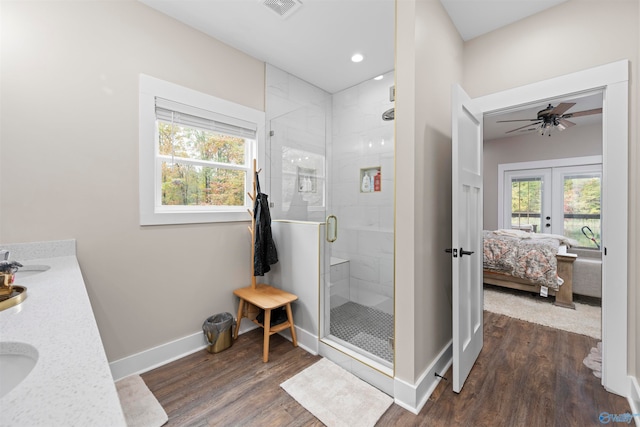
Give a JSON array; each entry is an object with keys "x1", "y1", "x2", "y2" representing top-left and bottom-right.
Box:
[{"x1": 158, "y1": 122, "x2": 247, "y2": 206}]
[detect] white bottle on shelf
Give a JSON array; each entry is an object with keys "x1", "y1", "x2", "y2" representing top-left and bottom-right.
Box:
[{"x1": 361, "y1": 172, "x2": 371, "y2": 192}]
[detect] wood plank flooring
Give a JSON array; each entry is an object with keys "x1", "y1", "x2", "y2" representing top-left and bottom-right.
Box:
[{"x1": 141, "y1": 312, "x2": 629, "y2": 426}]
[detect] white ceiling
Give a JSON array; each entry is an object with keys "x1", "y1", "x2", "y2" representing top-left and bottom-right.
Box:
[
  {"x1": 139, "y1": 0, "x2": 395, "y2": 94},
  {"x1": 440, "y1": 0, "x2": 568, "y2": 41},
  {"x1": 140, "y1": 0, "x2": 599, "y2": 139},
  {"x1": 140, "y1": 0, "x2": 568, "y2": 94}
]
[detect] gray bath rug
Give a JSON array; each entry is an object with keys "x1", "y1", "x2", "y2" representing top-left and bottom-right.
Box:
[
  {"x1": 116, "y1": 374, "x2": 168, "y2": 427},
  {"x1": 281, "y1": 358, "x2": 393, "y2": 427}
]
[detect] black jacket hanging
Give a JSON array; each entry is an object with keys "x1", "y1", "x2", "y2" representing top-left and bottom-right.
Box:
[{"x1": 253, "y1": 172, "x2": 278, "y2": 276}]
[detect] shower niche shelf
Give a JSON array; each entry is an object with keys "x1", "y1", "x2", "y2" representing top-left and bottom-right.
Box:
[{"x1": 360, "y1": 166, "x2": 381, "y2": 193}]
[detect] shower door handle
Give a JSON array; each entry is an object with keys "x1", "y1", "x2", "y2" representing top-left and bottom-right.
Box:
[{"x1": 326, "y1": 215, "x2": 337, "y2": 243}]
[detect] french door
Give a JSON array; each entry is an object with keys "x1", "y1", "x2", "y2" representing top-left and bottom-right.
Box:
[{"x1": 502, "y1": 160, "x2": 602, "y2": 248}]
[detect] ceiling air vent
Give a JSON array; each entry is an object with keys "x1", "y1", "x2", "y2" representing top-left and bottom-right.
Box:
[{"x1": 262, "y1": 0, "x2": 302, "y2": 19}]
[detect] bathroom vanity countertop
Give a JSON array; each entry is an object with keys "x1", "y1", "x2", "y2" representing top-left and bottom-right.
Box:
[{"x1": 0, "y1": 250, "x2": 126, "y2": 426}]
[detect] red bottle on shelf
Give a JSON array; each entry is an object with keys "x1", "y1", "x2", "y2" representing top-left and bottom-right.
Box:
[{"x1": 374, "y1": 170, "x2": 381, "y2": 192}]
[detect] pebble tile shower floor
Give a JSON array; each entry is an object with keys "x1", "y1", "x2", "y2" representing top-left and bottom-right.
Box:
[{"x1": 329, "y1": 301, "x2": 394, "y2": 363}]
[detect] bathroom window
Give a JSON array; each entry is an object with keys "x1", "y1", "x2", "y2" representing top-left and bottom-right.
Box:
[{"x1": 139, "y1": 75, "x2": 264, "y2": 225}]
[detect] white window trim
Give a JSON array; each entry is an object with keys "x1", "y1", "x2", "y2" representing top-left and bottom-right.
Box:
[
  {"x1": 497, "y1": 155, "x2": 602, "y2": 230},
  {"x1": 139, "y1": 74, "x2": 265, "y2": 225}
]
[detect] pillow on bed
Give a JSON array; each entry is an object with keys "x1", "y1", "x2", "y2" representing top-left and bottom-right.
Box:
[{"x1": 492, "y1": 229, "x2": 579, "y2": 248}]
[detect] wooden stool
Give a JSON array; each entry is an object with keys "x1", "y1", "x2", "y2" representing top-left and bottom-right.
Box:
[{"x1": 233, "y1": 284, "x2": 298, "y2": 362}]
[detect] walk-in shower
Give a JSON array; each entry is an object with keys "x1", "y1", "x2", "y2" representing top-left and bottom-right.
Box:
[
  {"x1": 266, "y1": 67, "x2": 395, "y2": 380},
  {"x1": 324, "y1": 73, "x2": 395, "y2": 372}
]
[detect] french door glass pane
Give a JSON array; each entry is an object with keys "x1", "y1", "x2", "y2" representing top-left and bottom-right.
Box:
[
  {"x1": 563, "y1": 174, "x2": 601, "y2": 248},
  {"x1": 511, "y1": 177, "x2": 542, "y2": 232}
]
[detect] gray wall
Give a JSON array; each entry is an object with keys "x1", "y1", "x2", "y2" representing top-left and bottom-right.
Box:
[
  {"x1": 1, "y1": 0, "x2": 265, "y2": 361},
  {"x1": 396, "y1": 0, "x2": 463, "y2": 385},
  {"x1": 484, "y1": 122, "x2": 603, "y2": 230}
]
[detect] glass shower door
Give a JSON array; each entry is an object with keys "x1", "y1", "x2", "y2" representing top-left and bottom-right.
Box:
[
  {"x1": 266, "y1": 74, "x2": 396, "y2": 372},
  {"x1": 323, "y1": 74, "x2": 396, "y2": 369}
]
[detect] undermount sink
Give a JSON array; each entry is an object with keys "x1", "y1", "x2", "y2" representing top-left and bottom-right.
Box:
[
  {"x1": 15, "y1": 265, "x2": 50, "y2": 278},
  {"x1": 0, "y1": 342, "x2": 38, "y2": 399}
]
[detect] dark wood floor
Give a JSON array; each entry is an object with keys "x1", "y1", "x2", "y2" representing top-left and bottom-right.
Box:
[{"x1": 142, "y1": 312, "x2": 629, "y2": 427}]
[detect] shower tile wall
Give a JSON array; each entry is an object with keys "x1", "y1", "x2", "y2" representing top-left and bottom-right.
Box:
[
  {"x1": 331, "y1": 71, "x2": 395, "y2": 313},
  {"x1": 266, "y1": 64, "x2": 394, "y2": 314},
  {"x1": 330, "y1": 257, "x2": 350, "y2": 308}
]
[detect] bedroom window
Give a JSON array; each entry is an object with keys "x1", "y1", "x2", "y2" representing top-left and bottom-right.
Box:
[
  {"x1": 139, "y1": 75, "x2": 264, "y2": 225},
  {"x1": 500, "y1": 156, "x2": 602, "y2": 249}
]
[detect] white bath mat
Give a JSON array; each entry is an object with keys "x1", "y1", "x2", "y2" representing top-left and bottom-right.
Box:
[
  {"x1": 583, "y1": 341, "x2": 603, "y2": 378},
  {"x1": 280, "y1": 358, "x2": 393, "y2": 427},
  {"x1": 116, "y1": 375, "x2": 168, "y2": 427}
]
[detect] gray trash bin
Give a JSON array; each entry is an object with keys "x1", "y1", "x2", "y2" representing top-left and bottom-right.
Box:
[{"x1": 202, "y1": 312, "x2": 235, "y2": 354}]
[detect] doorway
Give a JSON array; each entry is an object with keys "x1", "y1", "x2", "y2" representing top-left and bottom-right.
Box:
[{"x1": 453, "y1": 60, "x2": 629, "y2": 396}]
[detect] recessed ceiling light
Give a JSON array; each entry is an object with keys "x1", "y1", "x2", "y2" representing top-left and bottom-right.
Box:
[
  {"x1": 374, "y1": 75, "x2": 384, "y2": 80},
  {"x1": 351, "y1": 53, "x2": 364, "y2": 63}
]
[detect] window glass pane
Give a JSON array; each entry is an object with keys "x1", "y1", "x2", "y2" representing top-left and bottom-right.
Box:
[
  {"x1": 161, "y1": 161, "x2": 246, "y2": 206},
  {"x1": 511, "y1": 178, "x2": 542, "y2": 232},
  {"x1": 563, "y1": 174, "x2": 601, "y2": 248},
  {"x1": 158, "y1": 121, "x2": 246, "y2": 166}
]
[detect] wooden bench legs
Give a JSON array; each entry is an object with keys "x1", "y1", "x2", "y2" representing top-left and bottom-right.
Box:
[{"x1": 233, "y1": 297, "x2": 298, "y2": 363}]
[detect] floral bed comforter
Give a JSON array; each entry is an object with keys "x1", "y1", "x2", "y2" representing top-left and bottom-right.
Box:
[{"x1": 483, "y1": 230, "x2": 563, "y2": 290}]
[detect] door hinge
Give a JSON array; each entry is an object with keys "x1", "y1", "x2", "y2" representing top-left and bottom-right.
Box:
[{"x1": 269, "y1": 130, "x2": 275, "y2": 137}]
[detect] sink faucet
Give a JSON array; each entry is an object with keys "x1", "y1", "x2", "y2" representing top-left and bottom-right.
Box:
[{"x1": 0, "y1": 253, "x2": 22, "y2": 295}]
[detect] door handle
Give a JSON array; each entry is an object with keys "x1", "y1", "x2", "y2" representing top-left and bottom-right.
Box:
[
  {"x1": 326, "y1": 215, "x2": 337, "y2": 243},
  {"x1": 460, "y1": 248, "x2": 474, "y2": 257}
]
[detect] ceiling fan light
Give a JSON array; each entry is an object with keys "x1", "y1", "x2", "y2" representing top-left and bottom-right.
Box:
[{"x1": 557, "y1": 122, "x2": 566, "y2": 131}]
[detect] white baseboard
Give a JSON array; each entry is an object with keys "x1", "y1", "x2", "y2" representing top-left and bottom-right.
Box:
[
  {"x1": 109, "y1": 320, "x2": 258, "y2": 381},
  {"x1": 629, "y1": 376, "x2": 640, "y2": 426},
  {"x1": 393, "y1": 340, "x2": 453, "y2": 414},
  {"x1": 277, "y1": 325, "x2": 319, "y2": 355},
  {"x1": 109, "y1": 321, "x2": 311, "y2": 382}
]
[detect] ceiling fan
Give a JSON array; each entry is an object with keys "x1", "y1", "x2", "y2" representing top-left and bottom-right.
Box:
[{"x1": 497, "y1": 102, "x2": 603, "y2": 136}]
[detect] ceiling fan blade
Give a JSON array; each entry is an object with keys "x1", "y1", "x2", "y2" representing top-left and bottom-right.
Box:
[
  {"x1": 496, "y1": 118, "x2": 539, "y2": 123},
  {"x1": 564, "y1": 107, "x2": 603, "y2": 118},
  {"x1": 559, "y1": 119, "x2": 576, "y2": 128},
  {"x1": 506, "y1": 122, "x2": 542, "y2": 133},
  {"x1": 549, "y1": 102, "x2": 576, "y2": 116}
]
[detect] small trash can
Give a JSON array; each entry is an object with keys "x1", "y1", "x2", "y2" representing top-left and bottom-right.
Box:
[{"x1": 202, "y1": 312, "x2": 235, "y2": 354}]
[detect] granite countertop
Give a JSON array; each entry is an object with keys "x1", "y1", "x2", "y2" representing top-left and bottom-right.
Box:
[{"x1": 0, "y1": 240, "x2": 126, "y2": 426}]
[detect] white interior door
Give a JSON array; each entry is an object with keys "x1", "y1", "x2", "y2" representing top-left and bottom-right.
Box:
[{"x1": 451, "y1": 85, "x2": 483, "y2": 393}]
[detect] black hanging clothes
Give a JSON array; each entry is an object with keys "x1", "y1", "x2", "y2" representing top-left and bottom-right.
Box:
[{"x1": 253, "y1": 172, "x2": 278, "y2": 276}]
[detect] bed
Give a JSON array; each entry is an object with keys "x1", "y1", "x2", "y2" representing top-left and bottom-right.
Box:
[{"x1": 483, "y1": 229, "x2": 578, "y2": 309}]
